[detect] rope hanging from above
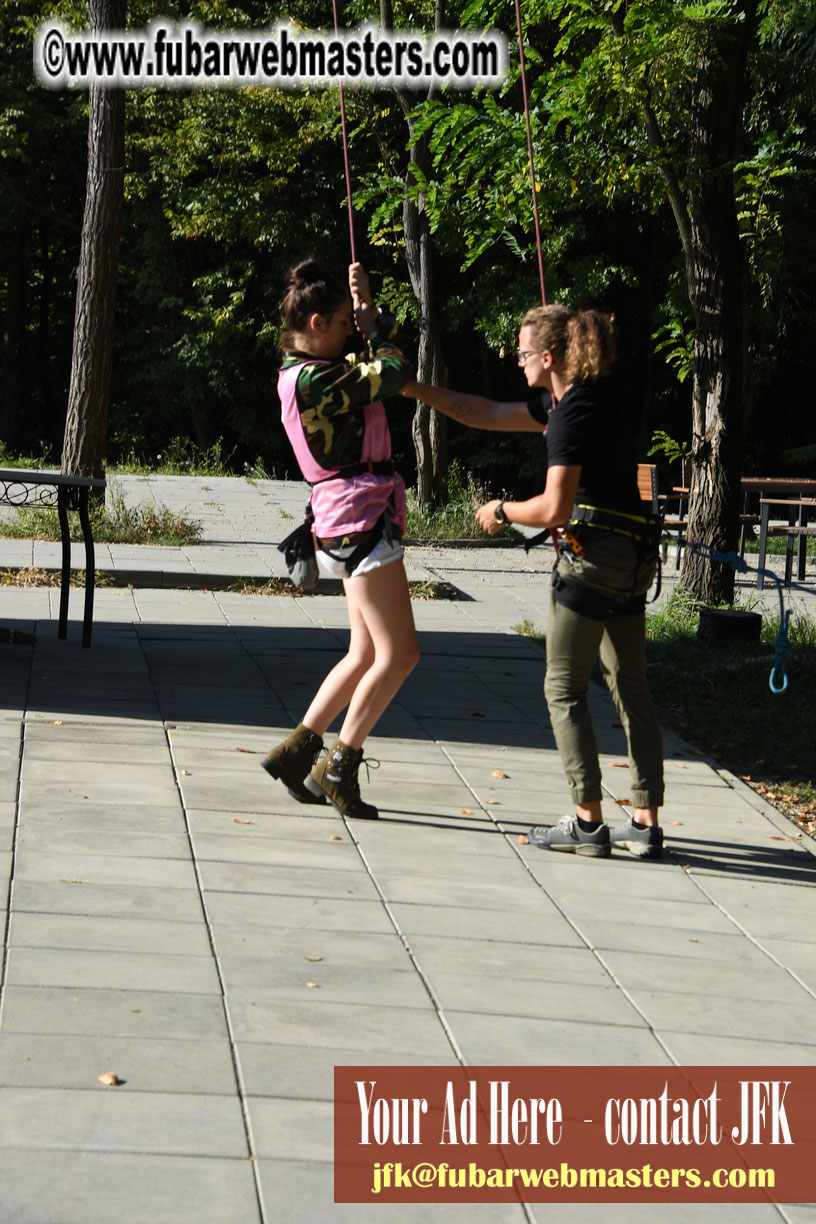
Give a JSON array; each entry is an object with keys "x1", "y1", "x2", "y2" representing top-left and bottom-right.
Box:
[
  {"x1": 331, "y1": 0, "x2": 357, "y2": 262},
  {"x1": 514, "y1": 0, "x2": 546, "y2": 305}
]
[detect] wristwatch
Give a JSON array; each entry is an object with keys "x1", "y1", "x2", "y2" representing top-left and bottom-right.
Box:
[{"x1": 494, "y1": 501, "x2": 508, "y2": 525}]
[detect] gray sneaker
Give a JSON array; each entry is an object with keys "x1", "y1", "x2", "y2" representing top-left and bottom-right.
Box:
[
  {"x1": 610, "y1": 817, "x2": 664, "y2": 859},
  {"x1": 527, "y1": 817, "x2": 611, "y2": 858}
]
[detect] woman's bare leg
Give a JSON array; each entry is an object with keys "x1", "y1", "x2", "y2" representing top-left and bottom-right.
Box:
[
  {"x1": 301, "y1": 596, "x2": 376, "y2": 736},
  {"x1": 336, "y1": 560, "x2": 419, "y2": 748}
]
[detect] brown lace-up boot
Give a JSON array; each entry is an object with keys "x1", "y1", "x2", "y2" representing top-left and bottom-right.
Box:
[
  {"x1": 303, "y1": 738, "x2": 378, "y2": 819},
  {"x1": 262, "y1": 723, "x2": 326, "y2": 804}
]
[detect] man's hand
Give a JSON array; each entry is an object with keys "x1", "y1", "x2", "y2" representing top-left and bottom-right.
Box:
[{"x1": 476, "y1": 500, "x2": 503, "y2": 536}]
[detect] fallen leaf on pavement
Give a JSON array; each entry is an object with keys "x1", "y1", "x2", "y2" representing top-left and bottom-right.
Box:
[
  {"x1": 491, "y1": 770, "x2": 509, "y2": 778},
  {"x1": 306, "y1": 982, "x2": 319, "y2": 988},
  {"x1": 329, "y1": 834, "x2": 342, "y2": 841},
  {"x1": 610, "y1": 762, "x2": 628, "y2": 768},
  {"x1": 305, "y1": 956, "x2": 324, "y2": 963},
  {"x1": 232, "y1": 818, "x2": 251, "y2": 825},
  {"x1": 98, "y1": 1072, "x2": 121, "y2": 1087},
  {"x1": 614, "y1": 798, "x2": 631, "y2": 805},
  {"x1": 517, "y1": 834, "x2": 529, "y2": 844},
  {"x1": 236, "y1": 747, "x2": 258, "y2": 754},
  {"x1": 461, "y1": 809, "x2": 472, "y2": 815},
  {"x1": 47, "y1": 720, "x2": 63, "y2": 726}
]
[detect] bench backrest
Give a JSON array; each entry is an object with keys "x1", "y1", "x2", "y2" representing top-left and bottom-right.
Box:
[{"x1": 636, "y1": 463, "x2": 659, "y2": 512}]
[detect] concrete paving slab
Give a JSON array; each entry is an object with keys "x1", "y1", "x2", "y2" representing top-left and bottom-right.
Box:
[
  {"x1": 10, "y1": 880, "x2": 208, "y2": 921},
  {"x1": 185, "y1": 808, "x2": 350, "y2": 842},
  {"x1": 1, "y1": 985, "x2": 229, "y2": 1040},
  {"x1": 0, "y1": 1086, "x2": 248, "y2": 1156},
  {"x1": 599, "y1": 949, "x2": 803, "y2": 1002},
  {"x1": 426, "y1": 971, "x2": 645, "y2": 1027},
  {"x1": 0, "y1": 1150, "x2": 262, "y2": 1224},
  {"x1": 0, "y1": 1032, "x2": 238, "y2": 1094},
  {"x1": 16, "y1": 827, "x2": 193, "y2": 860},
  {"x1": 389, "y1": 901, "x2": 586, "y2": 946},
  {"x1": 255, "y1": 1159, "x2": 530, "y2": 1222},
  {"x1": 633, "y1": 988, "x2": 816, "y2": 1043},
  {"x1": 408, "y1": 935, "x2": 615, "y2": 983},
  {"x1": 204, "y1": 890, "x2": 395, "y2": 935},
  {"x1": 199, "y1": 861, "x2": 383, "y2": 901},
  {"x1": 446, "y1": 1011, "x2": 667, "y2": 1065},
  {"x1": 660, "y1": 1030, "x2": 816, "y2": 1066},
  {"x1": 248, "y1": 1096, "x2": 334, "y2": 1162},
  {"x1": 5, "y1": 946, "x2": 221, "y2": 994},
  {"x1": 8, "y1": 911, "x2": 213, "y2": 957},
  {"x1": 13, "y1": 849, "x2": 199, "y2": 890},
  {"x1": 226, "y1": 997, "x2": 454, "y2": 1056},
  {"x1": 237, "y1": 1042, "x2": 459, "y2": 1100}
]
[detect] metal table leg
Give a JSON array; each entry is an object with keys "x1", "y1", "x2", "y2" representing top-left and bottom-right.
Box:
[
  {"x1": 57, "y1": 487, "x2": 71, "y2": 638},
  {"x1": 77, "y1": 487, "x2": 96, "y2": 648}
]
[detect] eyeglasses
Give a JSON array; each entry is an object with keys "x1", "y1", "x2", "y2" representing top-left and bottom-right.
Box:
[{"x1": 516, "y1": 349, "x2": 543, "y2": 365}]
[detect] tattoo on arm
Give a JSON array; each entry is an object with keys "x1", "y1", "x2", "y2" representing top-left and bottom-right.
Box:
[{"x1": 448, "y1": 394, "x2": 477, "y2": 423}]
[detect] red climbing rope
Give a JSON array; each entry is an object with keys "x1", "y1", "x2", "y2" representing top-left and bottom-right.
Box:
[
  {"x1": 331, "y1": 0, "x2": 357, "y2": 263},
  {"x1": 514, "y1": 0, "x2": 546, "y2": 305}
]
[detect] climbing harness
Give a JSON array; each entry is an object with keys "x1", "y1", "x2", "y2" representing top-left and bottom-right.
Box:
[
  {"x1": 331, "y1": 0, "x2": 357, "y2": 261},
  {"x1": 514, "y1": 0, "x2": 546, "y2": 306}
]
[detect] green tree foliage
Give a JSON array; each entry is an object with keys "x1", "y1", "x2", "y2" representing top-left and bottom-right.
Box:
[{"x1": 2, "y1": 0, "x2": 815, "y2": 519}]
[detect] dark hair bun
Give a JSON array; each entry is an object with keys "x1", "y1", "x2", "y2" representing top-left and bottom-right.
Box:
[
  {"x1": 288, "y1": 258, "x2": 326, "y2": 289},
  {"x1": 280, "y1": 258, "x2": 348, "y2": 342}
]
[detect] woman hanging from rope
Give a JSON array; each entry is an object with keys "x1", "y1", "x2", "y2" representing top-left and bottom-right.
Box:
[
  {"x1": 263, "y1": 258, "x2": 419, "y2": 819},
  {"x1": 403, "y1": 303, "x2": 665, "y2": 858}
]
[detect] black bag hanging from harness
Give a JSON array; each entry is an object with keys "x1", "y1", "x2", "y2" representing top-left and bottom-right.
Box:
[{"x1": 278, "y1": 504, "x2": 319, "y2": 591}]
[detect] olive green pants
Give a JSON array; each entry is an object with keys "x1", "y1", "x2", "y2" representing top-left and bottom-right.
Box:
[{"x1": 543, "y1": 542, "x2": 664, "y2": 809}]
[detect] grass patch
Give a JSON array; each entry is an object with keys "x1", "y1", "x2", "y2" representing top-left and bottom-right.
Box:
[
  {"x1": 512, "y1": 618, "x2": 546, "y2": 645},
  {"x1": 0, "y1": 482, "x2": 202, "y2": 547},
  {"x1": 645, "y1": 589, "x2": 816, "y2": 833},
  {"x1": 0, "y1": 442, "x2": 56, "y2": 470},
  {"x1": 406, "y1": 459, "x2": 516, "y2": 541},
  {"x1": 0, "y1": 567, "x2": 115, "y2": 588},
  {"x1": 743, "y1": 534, "x2": 816, "y2": 557},
  {"x1": 112, "y1": 436, "x2": 272, "y2": 480},
  {"x1": 227, "y1": 577, "x2": 459, "y2": 599}
]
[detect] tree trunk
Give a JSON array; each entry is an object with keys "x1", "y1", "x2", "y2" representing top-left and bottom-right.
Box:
[
  {"x1": 386, "y1": 0, "x2": 447, "y2": 510},
  {"x1": 62, "y1": 0, "x2": 125, "y2": 478},
  {"x1": 680, "y1": 6, "x2": 756, "y2": 604},
  {"x1": 403, "y1": 140, "x2": 448, "y2": 507}
]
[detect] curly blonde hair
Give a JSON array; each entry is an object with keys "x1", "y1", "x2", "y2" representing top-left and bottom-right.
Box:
[{"x1": 521, "y1": 304, "x2": 616, "y2": 382}]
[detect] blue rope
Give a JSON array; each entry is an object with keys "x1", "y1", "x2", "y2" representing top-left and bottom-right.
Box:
[{"x1": 667, "y1": 536, "x2": 794, "y2": 694}]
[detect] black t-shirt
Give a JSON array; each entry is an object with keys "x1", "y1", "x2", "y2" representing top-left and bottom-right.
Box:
[{"x1": 527, "y1": 378, "x2": 640, "y2": 513}]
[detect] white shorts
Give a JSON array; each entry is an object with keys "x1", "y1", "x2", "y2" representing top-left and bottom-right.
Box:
[{"x1": 316, "y1": 535, "x2": 405, "y2": 580}]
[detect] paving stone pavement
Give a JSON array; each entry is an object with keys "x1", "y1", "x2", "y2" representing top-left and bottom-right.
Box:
[{"x1": 0, "y1": 475, "x2": 814, "y2": 1223}]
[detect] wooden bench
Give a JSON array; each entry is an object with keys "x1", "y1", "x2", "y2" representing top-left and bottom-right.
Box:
[
  {"x1": 755, "y1": 497, "x2": 816, "y2": 589},
  {"x1": 0, "y1": 468, "x2": 106, "y2": 647}
]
